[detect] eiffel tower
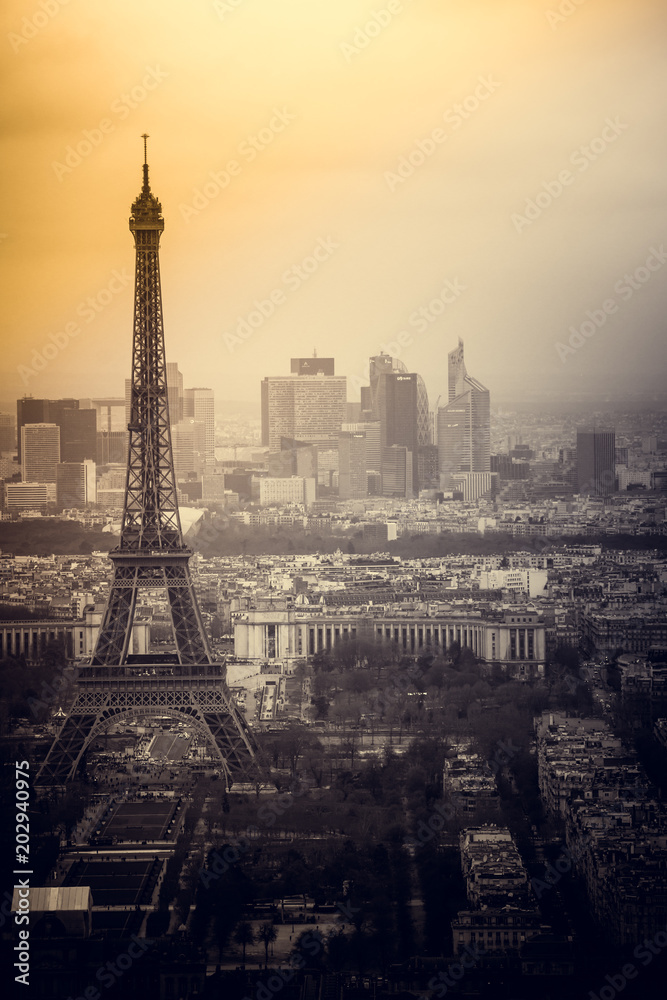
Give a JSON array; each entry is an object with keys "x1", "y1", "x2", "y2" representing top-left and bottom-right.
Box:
[{"x1": 38, "y1": 139, "x2": 260, "y2": 787}]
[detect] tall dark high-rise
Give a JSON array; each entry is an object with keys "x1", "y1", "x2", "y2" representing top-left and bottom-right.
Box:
[
  {"x1": 16, "y1": 397, "x2": 50, "y2": 462},
  {"x1": 577, "y1": 428, "x2": 616, "y2": 496},
  {"x1": 17, "y1": 397, "x2": 96, "y2": 464},
  {"x1": 38, "y1": 142, "x2": 259, "y2": 787},
  {"x1": 362, "y1": 353, "x2": 430, "y2": 495},
  {"x1": 57, "y1": 406, "x2": 97, "y2": 463}
]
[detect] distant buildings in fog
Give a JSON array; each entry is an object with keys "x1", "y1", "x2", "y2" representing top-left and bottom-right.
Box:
[
  {"x1": 4, "y1": 345, "x2": 667, "y2": 516},
  {"x1": 259, "y1": 348, "x2": 487, "y2": 503},
  {"x1": 437, "y1": 339, "x2": 491, "y2": 501},
  {"x1": 6, "y1": 371, "x2": 215, "y2": 512}
]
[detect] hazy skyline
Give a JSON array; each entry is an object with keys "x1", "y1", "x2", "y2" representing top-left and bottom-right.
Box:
[{"x1": 1, "y1": 0, "x2": 666, "y2": 413}]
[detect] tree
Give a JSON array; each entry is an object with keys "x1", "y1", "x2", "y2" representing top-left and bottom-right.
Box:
[
  {"x1": 257, "y1": 921, "x2": 277, "y2": 967},
  {"x1": 233, "y1": 920, "x2": 255, "y2": 966},
  {"x1": 447, "y1": 640, "x2": 461, "y2": 665},
  {"x1": 326, "y1": 927, "x2": 350, "y2": 971},
  {"x1": 340, "y1": 736, "x2": 358, "y2": 768},
  {"x1": 312, "y1": 695, "x2": 329, "y2": 719},
  {"x1": 278, "y1": 722, "x2": 322, "y2": 773},
  {"x1": 332, "y1": 638, "x2": 362, "y2": 670},
  {"x1": 181, "y1": 850, "x2": 204, "y2": 894},
  {"x1": 174, "y1": 887, "x2": 193, "y2": 927},
  {"x1": 304, "y1": 749, "x2": 327, "y2": 787},
  {"x1": 290, "y1": 929, "x2": 326, "y2": 971},
  {"x1": 551, "y1": 641, "x2": 581, "y2": 674},
  {"x1": 40, "y1": 638, "x2": 69, "y2": 671}
]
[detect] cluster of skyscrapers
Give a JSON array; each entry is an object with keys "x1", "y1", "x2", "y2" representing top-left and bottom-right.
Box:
[
  {"x1": 10, "y1": 397, "x2": 97, "y2": 510},
  {"x1": 3, "y1": 369, "x2": 216, "y2": 512},
  {"x1": 261, "y1": 341, "x2": 493, "y2": 502},
  {"x1": 1, "y1": 342, "x2": 623, "y2": 514}
]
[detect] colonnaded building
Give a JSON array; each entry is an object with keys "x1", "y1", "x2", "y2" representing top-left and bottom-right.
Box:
[
  {"x1": 3, "y1": 603, "x2": 546, "y2": 681},
  {"x1": 231, "y1": 603, "x2": 546, "y2": 679},
  {"x1": 0, "y1": 606, "x2": 149, "y2": 662}
]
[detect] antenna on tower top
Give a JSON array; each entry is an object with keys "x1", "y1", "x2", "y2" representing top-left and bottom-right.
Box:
[{"x1": 141, "y1": 133, "x2": 150, "y2": 191}]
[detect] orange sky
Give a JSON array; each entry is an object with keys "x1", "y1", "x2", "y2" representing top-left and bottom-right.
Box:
[{"x1": 1, "y1": 0, "x2": 666, "y2": 411}]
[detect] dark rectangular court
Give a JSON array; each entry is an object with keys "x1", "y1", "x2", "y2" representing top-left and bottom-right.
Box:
[
  {"x1": 98, "y1": 799, "x2": 179, "y2": 842},
  {"x1": 64, "y1": 857, "x2": 162, "y2": 908},
  {"x1": 150, "y1": 732, "x2": 191, "y2": 761}
]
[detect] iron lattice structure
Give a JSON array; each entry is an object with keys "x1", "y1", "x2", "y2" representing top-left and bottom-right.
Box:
[{"x1": 38, "y1": 144, "x2": 260, "y2": 787}]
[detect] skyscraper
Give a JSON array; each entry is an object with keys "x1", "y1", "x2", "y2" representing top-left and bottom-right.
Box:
[
  {"x1": 362, "y1": 354, "x2": 430, "y2": 495},
  {"x1": 17, "y1": 397, "x2": 96, "y2": 464},
  {"x1": 57, "y1": 405, "x2": 97, "y2": 462},
  {"x1": 97, "y1": 430, "x2": 127, "y2": 465},
  {"x1": 183, "y1": 387, "x2": 215, "y2": 466},
  {"x1": 56, "y1": 460, "x2": 96, "y2": 506},
  {"x1": 338, "y1": 421, "x2": 382, "y2": 499},
  {"x1": 448, "y1": 337, "x2": 466, "y2": 401},
  {"x1": 381, "y1": 445, "x2": 413, "y2": 498},
  {"x1": 437, "y1": 339, "x2": 490, "y2": 497},
  {"x1": 268, "y1": 439, "x2": 318, "y2": 480},
  {"x1": 21, "y1": 423, "x2": 60, "y2": 482},
  {"x1": 167, "y1": 363, "x2": 184, "y2": 424},
  {"x1": 16, "y1": 397, "x2": 50, "y2": 463},
  {"x1": 261, "y1": 360, "x2": 346, "y2": 452},
  {"x1": 172, "y1": 418, "x2": 207, "y2": 481},
  {"x1": 0, "y1": 413, "x2": 16, "y2": 453},
  {"x1": 577, "y1": 429, "x2": 616, "y2": 496}
]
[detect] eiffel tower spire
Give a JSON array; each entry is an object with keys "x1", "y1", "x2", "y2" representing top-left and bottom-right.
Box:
[
  {"x1": 38, "y1": 142, "x2": 260, "y2": 786},
  {"x1": 123, "y1": 133, "x2": 180, "y2": 552}
]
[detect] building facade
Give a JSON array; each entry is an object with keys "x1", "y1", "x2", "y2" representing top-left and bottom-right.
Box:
[
  {"x1": 5, "y1": 482, "x2": 57, "y2": 511},
  {"x1": 0, "y1": 607, "x2": 149, "y2": 661},
  {"x1": 261, "y1": 361, "x2": 347, "y2": 452},
  {"x1": 232, "y1": 605, "x2": 546, "y2": 674},
  {"x1": 438, "y1": 339, "x2": 490, "y2": 491},
  {"x1": 577, "y1": 428, "x2": 616, "y2": 496},
  {"x1": 56, "y1": 460, "x2": 97, "y2": 506},
  {"x1": 338, "y1": 421, "x2": 382, "y2": 499},
  {"x1": 258, "y1": 476, "x2": 316, "y2": 509},
  {"x1": 21, "y1": 423, "x2": 61, "y2": 483},
  {"x1": 451, "y1": 826, "x2": 546, "y2": 955},
  {"x1": 183, "y1": 387, "x2": 215, "y2": 466},
  {"x1": 17, "y1": 398, "x2": 96, "y2": 465},
  {"x1": 362, "y1": 354, "x2": 430, "y2": 494}
]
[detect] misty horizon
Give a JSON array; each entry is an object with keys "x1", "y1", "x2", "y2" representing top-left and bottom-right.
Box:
[{"x1": 2, "y1": 1, "x2": 666, "y2": 414}]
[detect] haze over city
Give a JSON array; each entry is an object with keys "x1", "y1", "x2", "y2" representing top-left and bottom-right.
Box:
[
  {"x1": 3, "y1": 3, "x2": 667, "y2": 998},
  {"x1": 1, "y1": 0, "x2": 666, "y2": 409}
]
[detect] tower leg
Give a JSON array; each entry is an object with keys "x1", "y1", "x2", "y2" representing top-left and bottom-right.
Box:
[
  {"x1": 36, "y1": 676, "x2": 262, "y2": 786},
  {"x1": 91, "y1": 566, "x2": 138, "y2": 665}
]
